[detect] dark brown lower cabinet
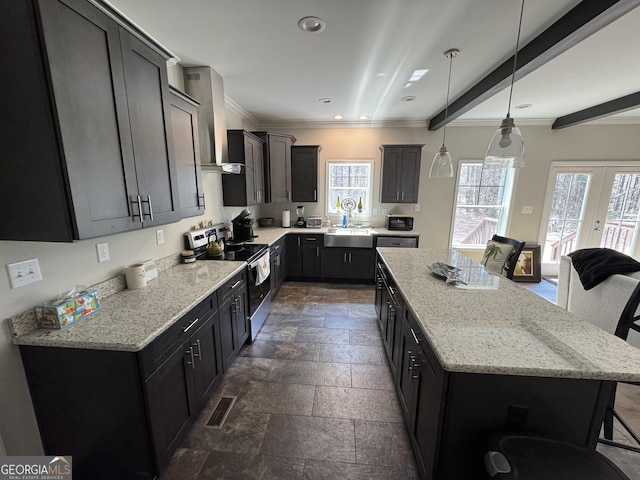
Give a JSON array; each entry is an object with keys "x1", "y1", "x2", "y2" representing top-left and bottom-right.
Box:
[
  {"x1": 218, "y1": 272, "x2": 248, "y2": 372},
  {"x1": 19, "y1": 288, "x2": 234, "y2": 479},
  {"x1": 321, "y1": 248, "x2": 374, "y2": 280}
]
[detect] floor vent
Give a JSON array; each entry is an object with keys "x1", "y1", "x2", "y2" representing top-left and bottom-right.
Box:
[{"x1": 206, "y1": 396, "x2": 236, "y2": 429}]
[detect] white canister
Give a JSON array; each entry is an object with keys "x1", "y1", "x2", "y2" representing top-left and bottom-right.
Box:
[
  {"x1": 125, "y1": 264, "x2": 147, "y2": 289},
  {"x1": 282, "y1": 209, "x2": 291, "y2": 228}
]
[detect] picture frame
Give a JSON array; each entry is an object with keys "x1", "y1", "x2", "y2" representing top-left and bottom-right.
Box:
[{"x1": 513, "y1": 244, "x2": 542, "y2": 283}]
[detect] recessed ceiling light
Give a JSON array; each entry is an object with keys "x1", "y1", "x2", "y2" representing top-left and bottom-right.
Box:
[
  {"x1": 515, "y1": 103, "x2": 533, "y2": 109},
  {"x1": 401, "y1": 96, "x2": 416, "y2": 102},
  {"x1": 358, "y1": 115, "x2": 369, "y2": 120},
  {"x1": 333, "y1": 114, "x2": 344, "y2": 120},
  {"x1": 318, "y1": 98, "x2": 333, "y2": 104},
  {"x1": 298, "y1": 16, "x2": 326, "y2": 33}
]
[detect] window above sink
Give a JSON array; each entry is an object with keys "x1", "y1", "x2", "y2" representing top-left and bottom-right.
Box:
[{"x1": 326, "y1": 161, "x2": 373, "y2": 215}]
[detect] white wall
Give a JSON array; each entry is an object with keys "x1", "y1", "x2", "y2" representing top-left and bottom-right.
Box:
[{"x1": 1, "y1": 116, "x2": 639, "y2": 453}]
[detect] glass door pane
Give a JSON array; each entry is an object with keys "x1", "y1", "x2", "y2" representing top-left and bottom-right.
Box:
[
  {"x1": 543, "y1": 173, "x2": 590, "y2": 263},
  {"x1": 599, "y1": 173, "x2": 640, "y2": 255}
]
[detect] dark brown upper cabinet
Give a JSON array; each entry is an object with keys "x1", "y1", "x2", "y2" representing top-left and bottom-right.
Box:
[
  {"x1": 252, "y1": 132, "x2": 296, "y2": 203},
  {"x1": 380, "y1": 145, "x2": 424, "y2": 204},
  {"x1": 0, "y1": 0, "x2": 179, "y2": 241},
  {"x1": 291, "y1": 146, "x2": 320, "y2": 203},
  {"x1": 169, "y1": 89, "x2": 205, "y2": 218},
  {"x1": 222, "y1": 130, "x2": 265, "y2": 206}
]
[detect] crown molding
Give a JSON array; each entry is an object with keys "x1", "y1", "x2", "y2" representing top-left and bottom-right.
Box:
[
  {"x1": 255, "y1": 118, "x2": 430, "y2": 130},
  {"x1": 224, "y1": 96, "x2": 260, "y2": 127}
]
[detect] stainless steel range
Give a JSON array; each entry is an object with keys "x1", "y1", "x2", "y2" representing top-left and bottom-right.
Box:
[{"x1": 184, "y1": 223, "x2": 271, "y2": 341}]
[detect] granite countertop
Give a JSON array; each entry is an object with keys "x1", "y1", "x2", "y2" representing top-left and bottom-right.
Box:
[
  {"x1": 12, "y1": 261, "x2": 246, "y2": 352},
  {"x1": 252, "y1": 226, "x2": 420, "y2": 245},
  {"x1": 376, "y1": 247, "x2": 640, "y2": 382}
]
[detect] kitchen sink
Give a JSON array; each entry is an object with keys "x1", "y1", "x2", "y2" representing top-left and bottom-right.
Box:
[{"x1": 324, "y1": 228, "x2": 375, "y2": 248}]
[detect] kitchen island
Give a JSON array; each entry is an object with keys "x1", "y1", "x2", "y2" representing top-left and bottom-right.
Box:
[{"x1": 376, "y1": 247, "x2": 640, "y2": 479}]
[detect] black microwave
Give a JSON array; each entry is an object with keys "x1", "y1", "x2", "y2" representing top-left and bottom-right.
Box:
[{"x1": 385, "y1": 215, "x2": 414, "y2": 231}]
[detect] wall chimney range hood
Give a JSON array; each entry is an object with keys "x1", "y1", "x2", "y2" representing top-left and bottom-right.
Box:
[{"x1": 184, "y1": 66, "x2": 242, "y2": 173}]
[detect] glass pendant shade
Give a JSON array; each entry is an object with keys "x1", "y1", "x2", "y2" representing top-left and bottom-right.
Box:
[
  {"x1": 484, "y1": 116, "x2": 525, "y2": 168},
  {"x1": 429, "y1": 146, "x2": 453, "y2": 178}
]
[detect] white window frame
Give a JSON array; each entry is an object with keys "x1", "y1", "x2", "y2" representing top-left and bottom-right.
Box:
[
  {"x1": 326, "y1": 160, "x2": 373, "y2": 215},
  {"x1": 450, "y1": 160, "x2": 515, "y2": 248}
]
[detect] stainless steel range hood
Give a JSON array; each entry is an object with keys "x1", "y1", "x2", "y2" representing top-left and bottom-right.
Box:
[{"x1": 184, "y1": 66, "x2": 240, "y2": 173}]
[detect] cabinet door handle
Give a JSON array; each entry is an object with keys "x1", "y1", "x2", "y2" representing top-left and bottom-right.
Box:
[
  {"x1": 407, "y1": 350, "x2": 413, "y2": 373},
  {"x1": 396, "y1": 191, "x2": 400, "y2": 201},
  {"x1": 141, "y1": 195, "x2": 154, "y2": 221},
  {"x1": 298, "y1": 237, "x2": 301, "y2": 247},
  {"x1": 306, "y1": 237, "x2": 316, "y2": 241},
  {"x1": 349, "y1": 253, "x2": 352, "y2": 262},
  {"x1": 344, "y1": 253, "x2": 347, "y2": 263},
  {"x1": 193, "y1": 339, "x2": 202, "y2": 361},
  {"x1": 401, "y1": 191, "x2": 405, "y2": 201},
  {"x1": 185, "y1": 346, "x2": 195, "y2": 370},
  {"x1": 230, "y1": 280, "x2": 242, "y2": 290},
  {"x1": 410, "y1": 328, "x2": 421, "y2": 345},
  {"x1": 389, "y1": 286, "x2": 396, "y2": 296},
  {"x1": 314, "y1": 190, "x2": 317, "y2": 201},
  {"x1": 130, "y1": 195, "x2": 143, "y2": 223},
  {"x1": 183, "y1": 317, "x2": 200, "y2": 334},
  {"x1": 316, "y1": 246, "x2": 319, "y2": 257}
]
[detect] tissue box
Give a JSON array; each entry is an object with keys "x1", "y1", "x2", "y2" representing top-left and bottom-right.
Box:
[{"x1": 35, "y1": 289, "x2": 101, "y2": 329}]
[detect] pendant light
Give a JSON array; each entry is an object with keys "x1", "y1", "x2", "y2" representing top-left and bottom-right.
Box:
[
  {"x1": 429, "y1": 48, "x2": 459, "y2": 178},
  {"x1": 484, "y1": 0, "x2": 525, "y2": 169}
]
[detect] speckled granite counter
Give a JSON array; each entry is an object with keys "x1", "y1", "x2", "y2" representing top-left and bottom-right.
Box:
[
  {"x1": 377, "y1": 247, "x2": 640, "y2": 382},
  {"x1": 12, "y1": 261, "x2": 246, "y2": 352}
]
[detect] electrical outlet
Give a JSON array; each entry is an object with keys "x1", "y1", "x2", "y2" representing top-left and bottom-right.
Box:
[
  {"x1": 7, "y1": 258, "x2": 43, "y2": 288},
  {"x1": 373, "y1": 208, "x2": 378, "y2": 216},
  {"x1": 414, "y1": 204, "x2": 420, "y2": 212},
  {"x1": 521, "y1": 206, "x2": 534, "y2": 214},
  {"x1": 96, "y1": 242, "x2": 110, "y2": 263},
  {"x1": 156, "y1": 229, "x2": 164, "y2": 245}
]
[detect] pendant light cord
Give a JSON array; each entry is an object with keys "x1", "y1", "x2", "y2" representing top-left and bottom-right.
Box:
[
  {"x1": 506, "y1": 0, "x2": 525, "y2": 117},
  {"x1": 442, "y1": 51, "x2": 455, "y2": 147}
]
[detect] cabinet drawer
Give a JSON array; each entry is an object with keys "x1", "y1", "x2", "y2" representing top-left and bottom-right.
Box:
[
  {"x1": 217, "y1": 270, "x2": 247, "y2": 304},
  {"x1": 139, "y1": 292, "x2": 217, "y2": 379},
  {"x1": 302, "y1": 234, "x2": 323, "y2": 245}
]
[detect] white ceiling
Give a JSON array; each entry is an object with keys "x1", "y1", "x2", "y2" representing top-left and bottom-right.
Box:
[{"x1": 107, "y1": 0, "x2": 640, "y2": 128}]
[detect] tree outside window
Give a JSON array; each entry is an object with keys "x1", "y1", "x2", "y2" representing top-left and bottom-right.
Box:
[
  {"x1": 451, "y1": 162, "x2": 514, "y2": 247},
  {"x1": 327, "y1": 162, "x2": 372, "y2": 215}
]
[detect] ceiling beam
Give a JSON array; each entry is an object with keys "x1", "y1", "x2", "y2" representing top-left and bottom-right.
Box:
[
  {"x1": 552, "y1": 91, "x2": 640, "y2": 129},
  {"x1": 428, "y1": 0, "x2": 640, "y2": 131}
]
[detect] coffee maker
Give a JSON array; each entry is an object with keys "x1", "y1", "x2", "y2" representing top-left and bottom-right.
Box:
[
  {"x1": 295, "y1": 205, "x2": 306, "y2": 228},
  {"x1": 231, "y1": 209, "x2": 254, "y2": 242}
]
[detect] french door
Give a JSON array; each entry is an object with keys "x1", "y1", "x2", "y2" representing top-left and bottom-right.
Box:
[{"x1": 540, "y1": 162, "x2": 640, "y2": 275}]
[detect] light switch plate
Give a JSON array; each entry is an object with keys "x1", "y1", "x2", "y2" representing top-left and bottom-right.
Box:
[
  {"x1": 521, "y1": 206, "x2": 534, "y2": 214},
  {"x1": 156, "y1": 229, "x2": 164, "y2": 245},
  {"x1": 414, "y1": 204, "x2": 420, "y2": 212},
  {"x1": 7, "y1": 258, "x2": 43, "y2": 288}
]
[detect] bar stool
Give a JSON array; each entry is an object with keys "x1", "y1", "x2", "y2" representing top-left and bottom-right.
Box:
[{"x1": 485, "y1": 434, "x2": 630, "y2": 479}]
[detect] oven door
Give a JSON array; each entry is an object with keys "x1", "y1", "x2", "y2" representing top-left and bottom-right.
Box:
[{"x1": 247, "y1": 252, "x2": 272, "y2": 340}]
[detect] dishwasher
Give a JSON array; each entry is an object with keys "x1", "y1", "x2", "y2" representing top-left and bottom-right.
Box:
[{"x1": 376, "y1": 236, "x2": 419, "y2": 248}]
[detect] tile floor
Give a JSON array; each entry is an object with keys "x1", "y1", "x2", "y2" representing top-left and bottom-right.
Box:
[{"x1": 160, "y1": 280, "x2": 640, "y2": 480}]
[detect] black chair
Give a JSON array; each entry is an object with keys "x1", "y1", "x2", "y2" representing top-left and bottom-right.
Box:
[
  {"x1": 599, "y1": 281, "x2": 640, "y2": 453},
  {"x1": 490, "y1": 234, "x2": 526, "y2": 280}
]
